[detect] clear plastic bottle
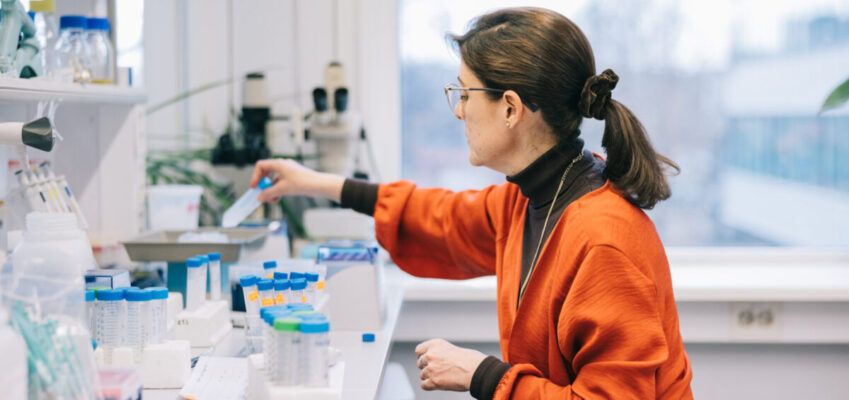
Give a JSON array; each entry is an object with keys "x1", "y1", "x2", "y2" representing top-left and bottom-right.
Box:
[
  {"x1": 85, "y1": 17, "x2": 114, "y2": 84},
  {"x1": 95, "y1": 289, "x2": 125, "y2": 361},
  {"x1": 124, "y1": 288, "x2": 151, "y2": 360},
  {"x1": 258, "y1": 279, "x2": 275, "y2": 308},
  {"x1": 186, "y1": 257, "x2": 205, "y2": 312},
  {"x1": 299, "y1": 317, "x2": 330, "y2": 387},
  {"x1": 50, "y1": 15, "x2": 91, "y2": 83},
  {"x1": 262, "y1": 260, "x2": 277, "y2": 279},
  {"x1": 11, "y1": 212, "x2": 95, "y2": 323},
  {"x1": 208, "y1": 252, "x2": 222, "y2": 300},
  {"x1": 29, "y1": 0, "x2": 58, "y2": 76},
  {"x1": 240, "y1": 275, "x2": 260, "y2": 315},
  {"x1": 273, "y1": 317, "x2": 301, "y2": 385},
  {"x1": 274, "y1": 279, "x2": 290, "y2": 305},
  {"x1": 145, "y1": 287, "x2": 168, "y2": 344},
  {"x1": 221, "y1": 177, "x2": 273, "y2": 228},
  {"x1": 304, "y1": 272, "x2": 319, "y2": 303},
  {"x1": 289, "y1": 278, "x2": 307, "y2": 304}
]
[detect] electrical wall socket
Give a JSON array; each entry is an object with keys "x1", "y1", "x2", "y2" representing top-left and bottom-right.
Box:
[{"x1": 730, "y1": 302, "x2": 783, "y2": 341}]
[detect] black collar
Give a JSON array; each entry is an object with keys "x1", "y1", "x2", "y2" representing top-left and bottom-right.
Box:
[{"x1": 506, "y1": 136, "x2": 585, "y2": 208}]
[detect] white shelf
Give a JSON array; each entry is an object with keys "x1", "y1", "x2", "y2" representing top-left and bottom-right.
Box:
[{"x1": 0, "y1": 77, "x2": 146, "y2": 104}]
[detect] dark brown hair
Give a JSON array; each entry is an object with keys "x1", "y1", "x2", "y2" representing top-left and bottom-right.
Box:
[{"x1": 449, "y1": 7, "x2": 679, "y2": 209}]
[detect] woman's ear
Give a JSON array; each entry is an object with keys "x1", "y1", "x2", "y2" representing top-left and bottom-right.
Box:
[{"x1": 503, "y1": 90, "x2": 525, "y2": 127}]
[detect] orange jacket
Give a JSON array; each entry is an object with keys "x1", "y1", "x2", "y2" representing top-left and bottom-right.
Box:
[{"x1": 374, "y1": 179, "x2": 693, "y2": 399}]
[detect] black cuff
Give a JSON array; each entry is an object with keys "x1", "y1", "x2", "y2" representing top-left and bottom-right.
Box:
[
  {"x1": 340, "y1": 178, "x2": 379, "y2": 216},
  {"x1": 470, "y1": 356, "x2": 511, "y2": 400}
]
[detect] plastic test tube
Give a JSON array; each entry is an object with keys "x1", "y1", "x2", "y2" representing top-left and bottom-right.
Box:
[
  {"x1": 315, "y1": 264, "x2": 327, "y2": 293},
  {"x1": 273, "y1": 317, "x2": 302, "y2": 385},
  {"x1": 145, "y1": 287, "x2": 169, "y2": 344},
  {"x1": 186, "y1": 257, "x2": 205, "y2": 312},
  {"x1": 240, "y1": 275, "x2": 260, "y2": 315},
  {"x1": 263, "y1": 260, "x2": 277, "y2": 279},
  {"x1": 261, "y1": 307, "x2": 290, "y2": 381},
  {"x1": 304, "y1": 272, "x2": 319, "y2": 303},
  {"x1": 208, "y1": 252, "x2": 222, "y2": 300},
  {"x1": 125, "y1": 288, "x2": 151, "y2": 359},
  {"x1": 197, "y1": 254, "x2": 210, "y2": 297},
  {"x1": 85, "y1": 289, "x2": 96, "y2": 336},
  {"x1": 289, "y1": 278, "x2": 307, "y2": 304},
  {"x1": 258, "y1": 279, "x2": 275, "y2": 308},
  {"x1": 274, "y1": 279, "x2": 290, "y2": 305},
  {"x1": 300, "y1": 317, "x2": 330, "y2": 387},
  {"x1": 95, "y1": 289, "x2": 125, "y2": 361}
]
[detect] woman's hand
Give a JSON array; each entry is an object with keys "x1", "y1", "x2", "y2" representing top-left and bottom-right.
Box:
[
  {"x1": 249, "y1": 158, "x2": 346, "y2": 203},
  {"x1": 415, "y1": 338, "x2": 487, "y2": 392}
]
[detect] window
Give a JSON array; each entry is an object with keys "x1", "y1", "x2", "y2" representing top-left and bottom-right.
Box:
[{"x1": 400, "y1": 0, "x2": 849, "y2": 247}]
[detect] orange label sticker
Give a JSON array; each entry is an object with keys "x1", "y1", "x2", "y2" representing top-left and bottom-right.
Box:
[
  {"x1": 276, "y1": 294, "x2": 285, "y2": 304},
  {"x1": 248, "y1": 291, "x2": 258, "y2": 302},
  {"x1": 316, "y1": 281, "x2": 325, "y2": 290},
  {"x1": 261, "y1": 298, "x2": 274, "y2": 307},
  {"x1": 300, "y1": 295, "x2": 308, "y2": 303}
]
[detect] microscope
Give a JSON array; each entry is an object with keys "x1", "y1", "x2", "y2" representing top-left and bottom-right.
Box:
[
  {"x1": 211, "y1": 72, "x2": 272, "y2": 166},
  {"x1": 308, "y1": 62, "x2": 367, "y2": 178},
  {"x1": 0, "y1": 0, "x2": 43, "y2": 78}
]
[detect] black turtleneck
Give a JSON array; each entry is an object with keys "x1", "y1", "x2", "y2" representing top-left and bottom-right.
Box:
[
  {"x1": 506, "y1": 137, "x2": 605, "y2": 303},
  {"x1": 339, "y1": 136, "x2": 606, "y2": 400}
]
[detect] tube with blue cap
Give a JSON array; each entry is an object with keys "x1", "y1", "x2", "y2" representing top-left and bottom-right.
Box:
[
  {"x1": 221, "y1": 176, "x2": 273, "y2": 228},
  {"x1": 186, "y1": 257, "x2": 205, "y2": 312}
]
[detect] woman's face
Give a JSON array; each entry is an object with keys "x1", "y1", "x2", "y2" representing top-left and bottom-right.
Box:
[{"x1": 455, "y1": 62, "x2": 518, "y2": 172}]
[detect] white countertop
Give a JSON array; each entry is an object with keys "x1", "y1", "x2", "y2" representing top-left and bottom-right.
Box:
[{"x1": 390, "y1": 258, "x2": 849, "y2": 303}]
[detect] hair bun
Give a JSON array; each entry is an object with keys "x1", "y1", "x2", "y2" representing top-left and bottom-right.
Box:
[{"x1": 579, "y1": 69, "x2": 619, "y2": 120}]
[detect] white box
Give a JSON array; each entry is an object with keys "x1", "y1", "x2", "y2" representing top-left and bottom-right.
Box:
[{"x1": 172, "y1": 300, "x2": 232, "y2": 347}]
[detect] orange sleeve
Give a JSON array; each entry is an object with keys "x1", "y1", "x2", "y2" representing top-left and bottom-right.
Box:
[
  {"x1": 373, "y1": 180, "x2": 513, "y2": 279},
  {"x1": 494, "y1": 245, "x2": 669, "y2": 399}
]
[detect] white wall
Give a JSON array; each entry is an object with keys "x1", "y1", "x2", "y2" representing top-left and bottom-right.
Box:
[{"x1": 143, "y1": 0, "x2": 401, "y2": 181}]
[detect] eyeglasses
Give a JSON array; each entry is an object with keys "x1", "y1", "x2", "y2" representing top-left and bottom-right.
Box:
[{"x1": 443, "y1": 83, "x2": 538, "y2": 115}]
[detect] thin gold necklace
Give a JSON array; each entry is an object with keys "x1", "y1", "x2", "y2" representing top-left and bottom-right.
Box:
[{"x1": 518, "y1": 151, "x2": 584, "y2": 303}]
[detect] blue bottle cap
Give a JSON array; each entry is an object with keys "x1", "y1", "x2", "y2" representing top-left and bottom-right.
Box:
[
  {"x1": 262, "y1": 308, "x2": 291, "y2": 325},
  {"x1": 362, "y1": 333, "x2": 376, "y2": 343},
  {"x1": 289, "y1": 272, "x2": 305, "y2": 280},
  {"x1": 186, "y1": 257, "x2": 202, "y2": 268},
  {"x1": 208, "y1": 252, "x2": 221, "y2": 261},
  {"x1": 305, "y1": 272, "x2": 319, "y2": 282},
  {"x1": 263, "y1": 260, "x2": 277, "y2": 270},
  {"x1": 145, "y1": 287, "x2": 169, "y2": 300},
  {"x1": 86, "y1": 17, "x2": 110, "y2": 31},
  {"x1": 299, "y1": 319, "x2": 330, "y2": 333},
  {"x1": 290, "y1": 278, "x2": 307, "y2": 290},
  {"x1": 125, "y1": 288, "x2": 152, "y2": 302},
  {"x1": 59, "y1": 15, "x2": 87, "y2": 30},
  {"x1": 273, "y1": 271, "x2": 288, "y2": 280},
  {"x1": 240, "y1": 275, "x2": 259, "y2": 287},
  {"x1": 257, "y1": 279, "x2": 274, "y2": 291},
  {"x1": 274, "y1": 279, "x2": 290, "y2": 291},
  {"x1": 197, "y1": 254, "x2": 209, "y2": 263},
  {"x1": 285, "y1": 303, "x2": 313, "y2": 311},
  {"x1": 85, "y1": 290, "x2": 95, "y2": 302},
  {"x1": 95, "y1": 289, "x2": 124, "y2": 301},
  {"x1": 258, "y1": 177, "x2": 273, "y2": 190}
]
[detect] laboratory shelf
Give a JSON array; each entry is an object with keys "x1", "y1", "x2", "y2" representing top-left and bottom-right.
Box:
[{"x1": 0, "y1": 77, "x2": 146, "y2": 104}]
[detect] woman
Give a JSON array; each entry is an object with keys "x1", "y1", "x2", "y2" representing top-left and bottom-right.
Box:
[{"x1": 251, "y1": 7, "x2": 693, "y2": 399}]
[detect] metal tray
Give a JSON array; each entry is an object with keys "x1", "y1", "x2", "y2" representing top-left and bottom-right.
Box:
[{"x1": 121, "y1": 227, "x2": 268, "y2": 263}]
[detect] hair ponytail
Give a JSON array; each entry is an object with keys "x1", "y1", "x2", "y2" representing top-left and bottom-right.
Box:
[{"x1": 602, "y1": 99, "x2": 679, "y2": 209}]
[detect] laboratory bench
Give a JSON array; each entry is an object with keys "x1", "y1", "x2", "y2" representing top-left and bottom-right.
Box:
[{"x1": 143, "y1": 284, "x2": 403, "y2": 400}]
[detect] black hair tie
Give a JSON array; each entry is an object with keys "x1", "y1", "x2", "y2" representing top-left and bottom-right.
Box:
[{"x1": 578, "y1": 69, "x2": 619, "y2": 120}]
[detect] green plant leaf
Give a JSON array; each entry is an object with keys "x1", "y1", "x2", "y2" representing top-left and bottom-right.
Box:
[{"x1": 820, "y1": 77, "x2": 849, "y2": 114}]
